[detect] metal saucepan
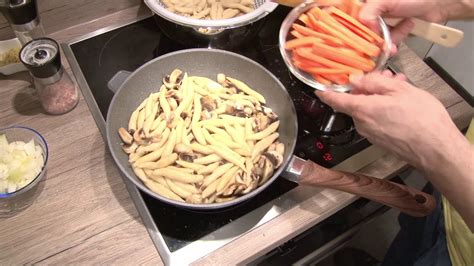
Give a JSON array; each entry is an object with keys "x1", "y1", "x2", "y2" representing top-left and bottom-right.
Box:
[{"x1": 106, "y1": 49, "x2": 435, "y2": 216}]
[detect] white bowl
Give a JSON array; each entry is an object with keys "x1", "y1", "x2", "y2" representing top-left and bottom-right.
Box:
[{"x1": 0, "y1": 38, "x2": 27, "y2": 75}]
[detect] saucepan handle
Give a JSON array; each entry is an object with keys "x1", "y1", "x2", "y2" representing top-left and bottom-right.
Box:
[
  {"x1": 107, "y1": 70, "x2": 132, "y2": 93},
  {"x1": 284, "y1": 157, "x2": 436, "y2": 217}
]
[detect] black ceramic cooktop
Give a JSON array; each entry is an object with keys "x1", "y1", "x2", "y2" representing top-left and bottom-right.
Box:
[{"x1": 70, "y1": 6, "x2": 372, "y2": 252}]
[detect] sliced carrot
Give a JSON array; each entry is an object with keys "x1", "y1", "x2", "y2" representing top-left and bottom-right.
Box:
[
  {"x1": 293, "y1": 53, "x2": 325, "y2": 67},
  {"x1": 285, "y1": 37, "x2": 322, "y2": 50},
  {"x1": 311, "y1": 42, "x2": 375, "y2": 71},
  {"x1": 306, "y1": 68, "x2": 355, "y2": 74},
  {"x1": 308, "y1": 6, "x2": 380, "y2": 56},
  {"x1": 318, "y1": 8, "x2": 380, "y2": 56},
  {"x1": 334, "y1": 15, "x2": 375, "y2": 43},
  {"x1": 295, "y1": 48, "x2": 362, "y2": 74},
  {"x1": 314, "y1": 74, "x2": 332, "y2": 85},
  {"x1": 350, "y1": 0, "x2": 362, "y2": 18},
  {"x1": 290, "y1": 30, "x2": 306, "y2": 39},
  {"x1": 322, "y1": 73, "x2": 350, "y2": 85},
  {"x1": 292, "y1": 24, "x2": 345, "y2": 47},
  {"x1": 306, "y1": 13, "x2": 329, "y2": 34},
  {"x1": 328, "y1": 6, "x2": 384, "y2": 44},
  {"x1": 314, "y1": 20, "x2": 379, "y2": 57},
  {"x1": 298, "y1": 14, "x2": 309, "y2": 26}
]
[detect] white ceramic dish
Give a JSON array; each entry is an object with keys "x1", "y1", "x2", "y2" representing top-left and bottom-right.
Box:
[{"x1": 0, "y1": 38, "x2": 27, "y2": 75}]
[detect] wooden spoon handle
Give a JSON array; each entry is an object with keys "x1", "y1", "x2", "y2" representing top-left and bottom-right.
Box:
[
  {"x1": 384, "y1": 18, "x2": 464, "y2": 48},
  {"x1": 300, "y1": 160, "x2": 436, "y2": 217}
]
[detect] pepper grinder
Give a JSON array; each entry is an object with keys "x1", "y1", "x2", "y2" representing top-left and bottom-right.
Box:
[
  {"x1": 20, "y1": 38, "x2": 79, "y2": 115},
  {"x1": 0, "y1": 0, "x2": 45, "y2": 45}
]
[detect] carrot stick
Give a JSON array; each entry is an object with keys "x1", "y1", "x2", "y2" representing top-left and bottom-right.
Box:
[
  {"x1": 290, "y1": 30, "x2": 306, "y2": 39},
  {"x1": 305, "y1": 68, "x2": 355, "y2": 74},
  {"x1": 298, "y1": 14, "x2": 309, "y2": 26},
  {"x1": 322, "y1": 73, "x2": 350, "y2": 85},
  {"x1": 314, "y1": 8, "x2": 381, "y2": 56},
  {"x1": 306, "y1": 13, "x2": 330, "y2": 35},
  {"x1": 293, "y1": 53, "x2": 325, "y2": 67},
  {"x1": 334, "y1": 15, "x2": 375, "y2": 43},
  {"x1": 311, "y1": 42, "x2": 375, "y2": 71},
  {"x1": 328, "y1": 6, "x2": 384, "y2": 44},
  {"x1": 295, "y1": 48, "x2": 363, "y2": 74},
  {"x1": 285, "y1": 37, "x2": 322, "y2": 50},
  {"x1": 292, "y1": 24, "x2": 345, "y2": 47},
  {"x1": 314, "y1": 20, "x2": 379, "y2": 57},
  {"x1": 314, "y1": 74, "x2": 332, "y2": 85}
]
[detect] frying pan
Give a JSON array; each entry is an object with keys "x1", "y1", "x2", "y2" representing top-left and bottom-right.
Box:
[{"x1": 106, "y1": 49, "x2": 435, "y2": 216}]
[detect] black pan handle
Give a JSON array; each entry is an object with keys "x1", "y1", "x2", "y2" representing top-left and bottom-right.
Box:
[{"x1": 107, "y1": 70, "x2": 132, "y2": 93}]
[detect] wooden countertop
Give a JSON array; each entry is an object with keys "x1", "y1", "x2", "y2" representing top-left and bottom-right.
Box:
[{"x1": 0, "y1": 6, "x2": 472, "y2": 265}]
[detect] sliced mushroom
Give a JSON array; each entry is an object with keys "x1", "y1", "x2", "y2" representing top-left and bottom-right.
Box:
[
  {"x1": 262, "y1": 106, "x2": 278, "y2": 121},
  {"x1": 264, "y1": 150, "x2": 284, "y2": 168},
  {"x1": 254, "y1": 112, "x2": 271, "y2": 132},
  {"x1": 217, "y1": 73, "x2": 226, "y2": 84},
  {"x1": 201, "y1": 110, "x2": 212, "y2": 120},
  {"x1": 234, "y1": 184, "x2": 246, "y2": 195},
  {"x1": 275, "y1": 141, "x2": 285, "y2": 155},
  {"x1": 201, "y1": 95, "x2": 217, "y2": 111},
  {"x1": 255, "y1": 155, "x2": 274, "y2": 186},
  {"x1": 241, "y1": 176, "x2": 258, "y2": 194},
  {"x1": 133, "y1": 128, "x2": 145, "y2": 144},
  {"x1": 174, "y1": 143, "x2": 193, "y2": 154},
  {"x1": 163, "y1": 69, "x2": 183, "y2": 89},
  {"x1": 181, "y1": 110, "x2": 192, "y2": 120},
  {"x1": 222, "y1": 184, "x2": 238, "y2": 196},
  {"x1": 180, "y1": 153, "x2": 197, "y2": 162},
  {"x1": 122, "y1": 142, "x2": 138, "y2": 154},
  {"x1": 118, "y1": 127, "x2": 133, "y2": 145}
]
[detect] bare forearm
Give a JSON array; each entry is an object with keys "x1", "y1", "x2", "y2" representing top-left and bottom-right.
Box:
[{"x1": 420, "y1": 131, "x2": 474, "y2": 231}]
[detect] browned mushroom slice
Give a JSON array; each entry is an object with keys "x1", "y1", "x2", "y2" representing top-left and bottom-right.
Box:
[
  {"x1": 222, "y1": 184, "x2": 238, "y2": 197},
  {"x1": 122, "y1": 142, "x2": 138, "y2": 154},
  {"x1": 264, "y1": 150, "x2": 284, "y2": 168},
  {"x1": 201, "y1": 95, "x2": 217, "y2": 111},
  {"x1": 217, "y1": 73, "x2": 226, "y2": 84},
  {"x1": 241, "y1": 177, "x2": 258, "y2": 194},
  {"x1": 262, "y1": 106, "x2": 278, "y2": 121},
  {"x1": 163, "y1": 69, "x2": 184, "y2": 89},
  {"x1": 255, "y1": 155, "x2": 275, "y2": 186},
  {"x1": 254, "y1": 112, "x2": 271, "y2": 132},
  {"x1": 118, "y1": 127, "x2": 133, "y2": 145}
]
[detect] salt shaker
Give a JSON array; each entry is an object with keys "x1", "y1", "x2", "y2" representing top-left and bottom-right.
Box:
[
  {"x1": 0, "y1": 0, "x2": 45, "y2": 45},
  {"x1": 20, "y1": 38, "x2": 79, "y2": 115}
]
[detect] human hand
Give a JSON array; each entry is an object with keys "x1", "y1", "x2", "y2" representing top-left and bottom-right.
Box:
[
  {"x1": 359, "y1": 0, "x2": 451, "y2": 46},
  {"x1": 316, "y1": 72, "x2": 464, "y2": 171}
]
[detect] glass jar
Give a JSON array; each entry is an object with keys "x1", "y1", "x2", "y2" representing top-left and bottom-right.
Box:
[
  {"x1": 20, "y1": 38, "x2": 79, "y2": 115},
  {"x1": 0, "y1": 0, "x2": 45, "y2": 46}
]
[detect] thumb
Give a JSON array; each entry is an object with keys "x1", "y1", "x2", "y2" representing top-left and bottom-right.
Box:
[
  {"x1": 351, "y1": 72, "x2": 400, "y2": 95},
  {"x1": 359, "y1": 0, "x2": 389, "y2": 30},
  {"x1": 315, "y1": 90, "x2": 361, "y2": 116}
]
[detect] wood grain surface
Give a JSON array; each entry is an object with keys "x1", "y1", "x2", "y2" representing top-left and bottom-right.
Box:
[
  {"x1": 299, "y1": 160, "x2": 436, "y2": 217},
  {"x1": 0, "y1": 6, "x2": 472, "y2": 265},
  {"x1": 0, "y1": 0, "x2": 142, "y2": 40}
]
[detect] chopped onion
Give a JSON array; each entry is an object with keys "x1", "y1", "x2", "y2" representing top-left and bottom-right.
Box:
[{"x1": 0, "y1": 134, "x2": 44, "y2": 194}]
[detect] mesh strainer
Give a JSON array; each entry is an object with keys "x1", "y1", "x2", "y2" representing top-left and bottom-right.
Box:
[{"x1": 144, "y1": 0, "x2": 278, "y2": 29}]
